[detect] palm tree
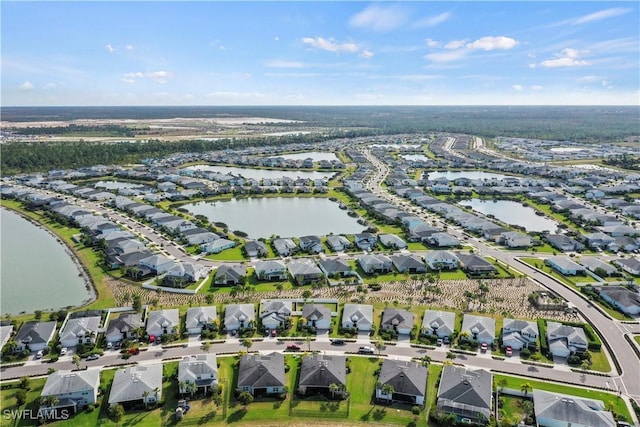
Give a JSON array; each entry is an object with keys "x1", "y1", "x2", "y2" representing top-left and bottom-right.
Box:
[
  {"x1": 520, "y1": 382, "x2": 532, "y2": 397},
  {"x1": 153, "y1": 387, "x2": 160, "y2": 407},
  {"x1": 497, "y1": 378, "x2": 507, "y2": 392},
  {"x1": 241, "y1": 338, "x2": 253, "y2": 351},
  {"x1": 142, "y1": 390, "x2": 150, "y2": 409},
  {"x1": 179, "y1": 380, "x2": 187, "y2": 395},
  {"x1": 421, "y1": 355, "x2": 432, "y2": 367},
  {"x1": 381, "y1": 383, "x2": 395, "y2": 403},
  {"x1": 72, "y1": 354, "x2": 81, "y2": 371},
  {"x1": 329, "y1": 383, "x2": 339, "y2": 399},
  {"x1": 187, "y1": 381, "x2": 197, "y2": 398}
]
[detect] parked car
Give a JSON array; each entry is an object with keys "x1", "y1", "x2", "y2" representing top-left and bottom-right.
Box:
[
  {"x1": 127, "y1": 347, "x2": 140, "y2": 356},
  {"x1": 443, "y1": 336, "x2": 450, "y2": 345},
  {"x1": 358, "y1": 346, "x2": 374, "y2": 354},
  {"x1": 285, "y1": 344, "x2": 301, "y2": 352},
  {"x1": 35, "y1": 350, "x2": 44, "y2": 359},
  {"x1": 505, "y1": 346, "x2": 513, "y2": 357},
  {"x1": 480, "y1": 342, "x2": 488, "y2": 353},
  {"x1": 331, "y1": 339, "x2": 345, "y2": 346},
  {"x1": 86, "y1": 354, "x2": 100, "y2": 361},
  {"x1": 59, "y1": 347, "x2": 68, "y2": 356},
  {"x1": 436, "y1": 338, "x2": 443, "y2": 346}
]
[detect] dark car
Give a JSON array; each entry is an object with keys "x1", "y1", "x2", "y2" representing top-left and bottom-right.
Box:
[
  {"x1": 285, "y1": 344, "x2": 301, "y2": 352},
  {"x1": 331, "y1": 339, "x2": 345, "y2": 346}
]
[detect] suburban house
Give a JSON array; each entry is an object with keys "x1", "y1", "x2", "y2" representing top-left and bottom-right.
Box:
[
  {"x1": 501, "y1": 318, "x2": 539, "y2": 350},
  {"x1": 178, "y1": 354, "x2": 218, "y2": 395},
  {"x1": 390, "y1": 254, "x2": 427, "y2": 274},
  {"x1": 546, "y1": 321, "x2": 588, "y2": 358},
  {"x1": 378, "y1": 234, "x2": 407, "y2": 249},
  {"x1": 354, "y1": 233, "x2": 378, "y2": 251},
  {"x1": 301, "y1": 304, "x2": 332, "y2": 330},
  {"x1": 108, "y1": 364, "x2": 163, "y2": 408},
  {"x1": 545, "y1": 256, "x2": 586, "y2": 276},
  {"x1": 185, "y1": 306, "x2": 218, "y2": 335},
  {"x1": 341, "y1": 304, "x2": 374, "y2": 332},
  {"x1": 593, "y1": 286, "x2": 640, "y2": 315},
  {"x1": 436, "y1": 366, "x2": 492, "y2": 425},
  {"x1": 237, "y1": 352, "x2": 286, "y2": 396},
  {"x1": 15, "y1": 321, "x2": 57, "y2": 353},
  {"x1": 259, "y1": 300, "x2": 292, "y2": 331},
  {"x1": 59, "y1": 316, "x2": 101, "y2": 348},
  {"x1": 0, "y1": 325, "x2": 13, "y2": 349},
  {"x1": 533, "y1": 390, "x2": 616, "y2": 427},
  {"x1": 254, "y1": 260, "x2": 288, "y2": 281},
  {"x1": 105, "y1": 313, "x2": 143, "y2": 344},
  {"x1": 181, "y1": 227, "x2": 219, "y2": 245},
  {"x1": 358, "y1": 254, "x2": 393, "y2": 274},
  {"x1": 146, "y1": 309, "x2": 180, "y2": 338},
  {"x1": 499, "y1": 231, "x2": 533, "y2": 248},
  {"x1": 426, "y1": 232, "x2": 460, "y2": 248},
  {"x1": 243, "y1": 240, "x2": 268, "y2": 258},
  {"x1": 299, "y1": 235, "x2": 323, "y2": 254},
  {"x1": 326, "y1": 235, "x2": 351, "y2": 252},
  {"x1": 376, "y1": 359, "x2": 427, "y2": 405},
  {"x1": 456, "y1": 254, "x2": 498, "y2": 276},
  {"x1": 613, "y1": 257, "x2": 640, "y2": 276},
  {"x1": 424, "y1": 251, "x2": 460, "y2": 271},
  {"x1": 421, "y1": 310, "x2": 456, "y2": 339},
  {"x1": 545, "y1": 234, "x2": 585, "y2": 252},
  {"x1": 381, "y1": 308, "x2": 414, "y2": 336},
  {"x1": 164, "y1": 262, "x2": 209, "y2": 287},
  {"x1": 138, "y1": 254, "x2": 175, "y2": 275},
  {"x1": 39, "y1": 370, "x2": 100, "y2": 416},
  {"x1": 213, "y1": 265, "x2": 247, "y2": 286},
  {"x1": 201, "y1": 238, "x2": 236, "y2": 254},
  {"x1": 461, "y1": 314, "x2": 496, "y2": 345},
  {"x1": 298, "y1": 354, "x2": 347, "y2": 398},
  {"x1": 287, "y1": 260, "x2": 324, "y2": 285},
  {"x1": 579, "y1": 258, "x2": 619, "y2": 277},
  {"x1": 272, "y1": 238, "x2": 297, "y2": 256},
  {"x1": 224, "y1": 304, "x2": 255, "y2": 332},
  {"x1": 318, "y1": 258, "x2": 356, "y2": 278}
]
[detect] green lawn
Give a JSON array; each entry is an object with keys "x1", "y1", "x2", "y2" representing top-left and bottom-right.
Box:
[
  {"x1": 0, "y1": 378, "x2": 47, "y2": 427},
  {"x1": 588, "y1": 349, "x2": 612, "y2": 373},
  {"x1": 634, "y1": 335, "x2": 640, "y2": 347},
  {"x1": 498, "y1": 395, "x2": 532, "y2": 426},
  {"x1": 204, "y1": 246, "x2": 246, "y2": 261}
]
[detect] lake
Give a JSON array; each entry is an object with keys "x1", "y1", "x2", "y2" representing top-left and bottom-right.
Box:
[
  {"x1": 182, "y1": 197, "x2": 366, "y2": 239},
  {"x1": 183, "y1": 165, "x2": 337, "y2": 181},
  {"x1": 459, "y1": 199, "x2": 559, "y2": 232},
  {"x1": 425, "y1": 171, "x2": 510, "y2": 181},
  {"x1": 95, "y1": 180, "x2": 144, "y2": 191},
  {"x1": 400, "y1": 154, "x2": 431, "y2": 162},
  {"x1": 270, "y1": 151, "x2": 339, "y2": 162},
  {"x1": 1, "y1": 209, "x2": 93, "y2": 315}
]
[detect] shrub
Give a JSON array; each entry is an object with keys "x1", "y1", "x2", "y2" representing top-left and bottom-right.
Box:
[
  {"x1": 520, "y1": 348, "x2": 531, "y2": 359},
  {"x1": 412, "y1": 405, "x2": 420, "y2": 415}
]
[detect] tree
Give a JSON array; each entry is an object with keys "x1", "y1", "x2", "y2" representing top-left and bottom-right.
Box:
[
  {"x1": 381, "y1": 383, "x2": 395, "y2": 403},
  {"x1": 497, "y1": 378, "x2": 508, "y2": 392},
  {"x1": 329, "y1": 383, "x2": 340, "y2": 399},
  {"x1": 178, "y1": 381, "x2": 187, "y2": 396},
  {"x1": 187, "y1": 381, "x2": 197, "y2": 398},
  {"x1": 19, "y1": 376, "x2": 30, "y2": 390},
  {"x1": 109, "y1": 404, "x2": 125, "y2": 422},
  {"x1": 241, "y1": 338, "x2": 253, "y2": 351},
  {"x1": 237, "y1": 391, "x2": 254, "y2": 408},
  {"x1": 15, "y1": 389, "x2": 27, "y2": 406},
  {"x1": 34, "y1": 310, "x2": 42, "y2": 321},
  {"x1": 142, "y1": 390, "x2": 150, "y2": 409},
  {"x1": 421, "y1": 355, "x2": 432, "y2": 367},
  {"x1": 153, "y1": 386, "x2": 161, "y2": 405},
  {"x1": 302, "y1": 289, "x2": 312, "y2": 300},
  {"x1": 520, "y1": 382, "x2": 532, "y2": 397},
  {"x1": 72, "y1": 354, "x2": 81, "y2": 371},
  {"x1": 375, "y1": 339, "x2": 385, "y2": 355}
]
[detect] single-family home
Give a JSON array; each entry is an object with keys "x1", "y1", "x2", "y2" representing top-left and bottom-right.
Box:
[
  {"x1": 421, "y1": 310, "x2": 456, "y2": 339},
  {"x1": 301, "y1": 304, "x2": 332, "y2": 330},
  {"x1": 546, "y1": 321, "x2": 588, "y2": 358},
  {"x1": 138, "y1": 254, "x2": 175, "y2": 275},
  {"x1": 500, "y1": 231, "x2": 533, "y2": 248},
  {"x1": 427, "y1": 233, "x2": 460, "y2": 248},
  {"x1": 390, "y1": 254, "x2": 426, "y2": 274},
  {"x1": 39, "y1": 370, "x2": 100, "y2": 416},
  {"x1": 613, "y1": 257, "x2": 640, "y2": 276},
  {"x1": 15, "y1": 321, "x2": 57, "y2": 353},
  {"x1": 381, "y1": 308, "x2": 414, "y2": 336},
  {"x1": 545, "y1": 256, "x2": 586, "y2": 276},
  {"x1": 146, "y1": 309, "x2": 180, "y2": 338},
  {"x1": 354, "y1": 233, "x2": 378, "y2": 251},
  {"x1": 0, "y1": 325, "x2": 13, "y2": 349},
  {"x1": 378, "y1": 234, "x2": 407, "y2": 249},
  {"x1": 259, "y1": 300, "x2": 292, "y2": 331},
  {"x1": 341, "y1": 304, "x2": 374, "y2": 332},
  {"x1": 299, "y1": 235, "x2": 323, "y2": 254},
  {"x1": 436, "y1": 366, "x2": 492, "y2": 425},
  {"x1": 272, "y1": 238, "x2": 297, "y2": 257},
  {"x1": 251, "y1": 259, "x2": 286, "y2": 281},
  {"x1": 164, "y1": 262, "x2": 209, "y2": 287},
  {"x1": 298, "y1": 354, "x2": 347, "y2": 398},
  {"x1": 358, "y1": 254, "x2": 393, "y2": 274},
  {"x1": 456, "y1": 254, "x2": 498, "y2": 276},
  {"x1": 108, "y1": 364, "x2": 163, "y2": 408},
  {"x1": 224, "y1": 304, "x2": 255, "y2": 332},
  {"x1": 593, "y1": 286, "x2": 640, "y2": 315},
  {"x1": 201, "y1": 238, "x2": 236, "y2": 254},
  {"x1": 59, "y1": 316, "x2": 101, "y2": 348},
  {"x1": 461, "y1": 314, "x2": 496, "y2": 345},
  {"x1": 178, "y1": 354, "x2": 218, "y2": 395},
  {"x1": 287, "y1": 260, "x2": 324, "y2": 285},
  {"x1": 326, "y1": 235, "x2": 351, "y2": 252},
  {"x1": 243, "y1": 240, "x2": 268, "y2": 258},
  {"x1": 376, "y1": 359, "x2": 427, "y2": 405},
  {"x1": 424, "y1": 251, "x2": 459, "y2": 271},
  {"x1": 105, "y1": 313, "x2": 144, "y2": 344},
  {"x1": 534, "y1": 390, "x2": 616, "y2": 427},
  {"x1": 185, "y1": 306, "x2": 218, "y2": 335},
  {"x1": 214, "y1": 265, "x2": 247, "y2": 286},
  {"x1": 182, "y1": 228, "x2": 219, "y2": 246},
  {"x1": 501, "y1": 318, "x2": 539, "y2": 350},
  {"x1": 237, "y1": 352, "x2": 286, "y2": 396},
  {"x1": 579, "y1": 257, "x2": 618, "y2": 276},
  {"x1": 545, "y1": 234, "x2": 585, "y2": 252},
  {"x1": 318, "y1": 258, "x2": 356, "y2": 278}
]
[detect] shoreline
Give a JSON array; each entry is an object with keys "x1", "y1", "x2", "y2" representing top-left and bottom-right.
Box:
[{"x1": 1, "y1": 206, "x2": 97, "y2": 315}]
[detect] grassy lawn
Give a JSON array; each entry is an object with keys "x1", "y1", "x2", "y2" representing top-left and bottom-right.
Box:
[
  {"x1": 0, "y1": 378, "x2": 47, "y2": 427},
  {"x1": 204, "y1": 246, "x2": 246, "y2": 261},
  {"x1": 588, "y1": 350, "x2": 612, "y2": 373},
  {"x1": 493, "y1": 374, "x2": 632, "y2": 422},
  {"x1": 498, "y1": 395, "x2": 532, "y2": 426},
  {"x1": 425, "y1": 364, "x2": 443, "y2": 414},
  {"x1": 437, "y1": 269, "x2": 468, "y2": 280},
  {"x1": 634, "y1": 335, "x2": 640, "y2": 347}
]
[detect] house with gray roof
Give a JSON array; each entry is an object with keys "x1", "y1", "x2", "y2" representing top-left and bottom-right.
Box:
[
  {"x1": 456, "y1": 254, "x2": 497, "y2": 276},
  {"x1": 254, "y1": 260, "x2": 287, "y2": 281},
  {"x1": 237, "y1": 352, "x2": 286, "y2": 396},
  {"x1": 378, "y1": 234, "x2": 407, "y2": 249},
  {"x1": 105, "y1": 313, "x2": 144, "y2": 344},
  {"x1": 381, "y1": 308, "x2": 414, "y2": 336},
  {"x1": 545, "y1": 234, "x2": 585, "y2": 252},
  {"x1": 0, "y1": 325, "x2": 13, "y2": 349},
  {"x1": 298, "y1": 354, "x2": 347, "y2": 398},
  {"x1": 185, "y1": 306, "x2": 217, "y2": 335},
  {"x1": 354, "y1": 233, "x2": 378, "y2": 251},
  {"x1": 426, "y1": 232, "x2": 460, "y2": 247},
  {"x1": 358, "y1": 254, "x2": 393, "y2": 274},
  {"x1": 138, "y1": 253, "x2": 175, "y2": 275},
  {"x1": 178, "y1": 354, "x2": 218, "y2": 395},
  {"x1": 318, "y1": 258, "x2": 356, "y2": 278},
  {"x1": 341, "y1": 304, "x2": 374, "y2": 332},
  {"x1": 578, "y1": 257, "x2": 618, "y2": 276},
  {"x1": 15, "y1": 321, "x2": 57, "y2": 353},
  {"x1": 613, "y1": 257, "x2": 640, "y2": 276},
  {"x1": 501, "y1": 318, "x2": 539, "y2": 350},
  {"x1": 545, "y1": 256, "x2": 586, "y2": 276},
  {"x1": 461, "y1": 314, "x2": 496, "y2": 345},
  {"x1": 259, "y1": 300, "x2": 292, "y2": 331},
  {"x1": 243, "y1": 240, "x2": 268, "y2": 258},
  {"x1": 214, "y1": 265, "x2": 247, "y2": 285},
  {"x1": 421, "y1": 310, "x2": 456, "y2": 339},
  {"x1": 39, "y1": 370, "x2": 100, "y2": 415},
  {"x1": 436, "y1": 366, "x2": 492, "y2": 425},
  {"x1": 326, "y1": 235, "x2": 351, "y2": 252},
  {"x1": 546, "y1": 321, "x2": 588, "y2": 358},
  {"x1": 593, "y1": 286, "x2": 640, "y2": 315},
  {"x1": 182, "y1": 227, "x2": 219, "y2": 246},
  {"x1": 301, "y1": 304, "x2": 332, "y2": 330},
  {"x1": 376, "y1": 359, "x2": 427, "y2": 405},
  {"x1": 533, "y1": 390, "x2": 616, "y2": 427},
  {"x1": 287, "y1": 260, "x2": 324, "y2": 285},
  {"x1": 272, "y1": 238, "x2": 297, "y2": 256},
  {"x1": 500, "y1": 231, "x2": 533, "y2": 248},
  {"x1": 424, "y1": 251, "x2": 459, "y2": 270},
  {"x1": 59, "y1": 316, "x2": 101, "y2": 348},
  {"x1": 164, "y1": 262, "x2": 209, "y2": 287},
  {"x1": 108, "y1": 364, "x2": 163, "y2": 408},
  {"x1": 146, "y1": 309, "x2": 179, "y2": 338},
  {"x1": 224, "y1": 304, "x2": 255, "y2": 332},
  {"x1": 299, "y1": 235, "x2": 323, "y2": 254},
  {"x1": 201, "y1": 238, "x2": 236, "y2": 254},
  {"x1": 390, "y1": 254, "x2": 426, "y2": 274}
]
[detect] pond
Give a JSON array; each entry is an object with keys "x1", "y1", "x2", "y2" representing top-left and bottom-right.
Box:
[
  {"x1": 400, "y1": 154, "x2": 431, "y2": 162},
  {"x1": 269, "y1": 151, "x2": 339, "y2": 162},
  {"x1": 458, "y1": 199, "x2": 559, "y2": 232},
  {"x1": 425, "y1": 171, "x2": 510, "y2": 181},
  {"x1": 183, "y1": 165, "x2": 337, "y2": 181},
  {"x1": 95, "y1": 181, "x2": 144, "y2": 191},
  {"x1": 182, "y1": 197, "x2": 366, "y2": 239},
  {"x1": 1, "y1": 209, "x2": 93, "y2": 315}
]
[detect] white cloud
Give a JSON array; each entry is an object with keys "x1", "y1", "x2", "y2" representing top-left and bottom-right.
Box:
[
  {"x1": 531, "y1": 85, "x2": 544, "y2": 91},
  {"x1": 466, "y1": 36, "x2": 518, "y2": 51},
  {"x1": 19, "y1": 81, "x2": 34, "y2": 90},
  {"x1": 149, "y1": 71, "x2": 172, "y2": 83},
  {"x1": 125, "y1": 44, "x2": 134, "y2": 51},
  {"x1": 121, "y1": 71, "x2": 172, "y2": 84},
  {"x1": 302, "y1": 37, "x2": 359, "y2": 54},
  {"x1": 425, "y1": 38, "x2": 440, "y2": 48},
  {"x1": 264, "y1": 59, "x2": 305, "y2": 68},
  {"x1": 540, "y1": 48, "x2": 589, "y2": 68},
  {"x1": 359, "y1": 49, "x2": 374, "y2": 59},
  {"x1": 571, "y1": 7, "x2": 631, "y2": 25},
  {"x1": 411, "y1": 12, "x2": 452, "y2": 28},
  {"x1": 445, "y1": 40, "x2": 467, "y2": 50},
  {"x1": 512, "y1": 85, "x2": 523, "y2": 91},
  {"x1": 121, "y1": 78, "x2": 136, "y2": 84},
  {"x1": 349, "y1": 4, "x2": 409, "y2": 32},
  {"x1": 424, "y1": 49, "x2": 469, "y2": 63},
  {"x1": 105, "y1": 44, "x2": 114, "y2": 53}
]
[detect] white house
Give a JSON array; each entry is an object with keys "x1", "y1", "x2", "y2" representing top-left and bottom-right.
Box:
[
  {"x1": 546, "y1": 321, "x2": 588, "y2": 358},
  {"x1": 224, "y1": 304, "x2": 255, "y2": 332},
  {"x1": 501, "y1": 318, "x2": 539, "y2": 350},
  {"x1": 461, "y1": 314, "x2": 496, "y2": 345},
  {"x1": 146, "y1": 309, "x2": 180, "y2": 338},
  {"x1": 301, "y1": 304, "x2": 332, "y2": 330},
  {"x1": 108, "y1": 364, "x2": 163, "y2": 407},
  {"x1": 178, "y1": 354, "x2": 218, "y2": 395},
  {"x1": 259, "y1": 300, "x2": 292, "y2": 331},
  {"x1": 424, "y1": 251, "x2": 459, "y2": 270},
  {"x1": 534, "y1": 390, "x2": 616, "y2": 427},
  {"x1": 59, "y1": 316, "x2": 101, "y2": 348},
  {"x1": 341, "y1": 304, "x2": 374, "y2": 332},
  {"x1": 185, "y1": 306, "x2": 217, "y2": 335},
  {"x1": 422, "y1": 310, "x2": 456, "y2": 339},
  {"x1": 39, "y1": 370, "x2": 100, "y2": 415}
]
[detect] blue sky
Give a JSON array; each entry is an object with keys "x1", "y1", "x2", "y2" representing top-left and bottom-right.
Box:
[{"x1": 2, "y1": 1, "x2": 638, "y2": 106}]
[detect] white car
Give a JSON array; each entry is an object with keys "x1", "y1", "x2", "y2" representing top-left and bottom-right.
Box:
[
  {"x1": 60, "y1": 347, "x2": 68, "y2": 356},
  {"x1": 36, "y1": 350, "x2": 44, "y2": 359}
]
